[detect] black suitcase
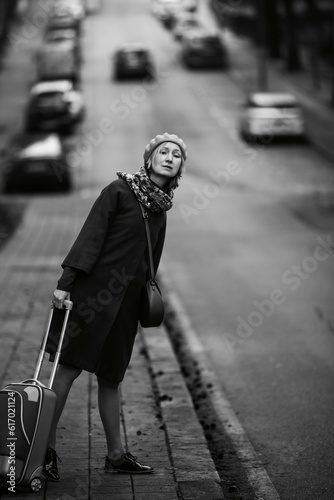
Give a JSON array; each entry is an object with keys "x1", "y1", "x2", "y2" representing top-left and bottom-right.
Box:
[{"x1": 0, "y1": 300, "x2": 72, "y2": 493}]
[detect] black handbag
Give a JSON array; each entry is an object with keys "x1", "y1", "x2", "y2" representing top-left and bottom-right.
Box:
[{"x1": 138, "y1": 203, "x2": 165, "y2": 328}]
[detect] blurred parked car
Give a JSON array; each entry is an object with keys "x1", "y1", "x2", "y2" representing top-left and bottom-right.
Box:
[
  {"x1": 172, "y1": 13, "x2": 202, "y2": 40},
  {"x1": 153, "y1": 0, "x2": 196, "y2": 28},
  {"x1": 35, "y1": 39, "x2": 81, "y2": 83},
  {"x1": 112, "y1": 43, "x2": 155, "y2": 80},
  {"x1": 25, "y1": 80, "x2": 85, "y2": 134},
  {"x1": 48, "y1": 12, "x2": 81, "y2": 32},
  {"x1": 239, "y1": 92, "x2": 306, "y2": 142},
  {"x1": 1, "y1": 134, "x2": 72, "y2": 192},
  {"x1": 53, "y1": 0, "x2": 85, "y2": 22},
  {"x1": 152, "y1": 0, "x2": 196, "y2": 19},
  {"x1": 44, "y1": 28, "x2": 82, "y2": 62},
  {"x1": 181, "y1": 29, "x2": 228, "y2": 68}
]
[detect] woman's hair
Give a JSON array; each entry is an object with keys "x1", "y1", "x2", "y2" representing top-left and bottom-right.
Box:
[{"x1": 145, "y1": 143, "x2": 185, "y2": 191}]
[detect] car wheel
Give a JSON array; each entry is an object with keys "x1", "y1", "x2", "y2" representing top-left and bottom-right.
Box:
[
  {"x1": 3, "y1": 181, "x2": 14, "y2": 194},
  {"x1": 240, "y1": 129, "x2": 252, "y2": 143},
  {"x1": 62, "y1": 125, "x2": 73, "y2": 135},
  {"x1": 61, "y1": 175, "x2": 72, "y2": 192},
  {"x1": 114, "y1": 69, "x2": 123, "y2": 81},
  {"x1": 144, "y1": 70, "x2": 154, "y2": 81},
  {"x1": 25, "y1": 121, "x2": 36, "y2": 133},
  {"x1": 298, "y1": 133, "x2": 309, "y2": 144}
]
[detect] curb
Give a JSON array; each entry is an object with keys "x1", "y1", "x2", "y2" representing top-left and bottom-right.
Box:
[{"x1": 140, "y1": 325, "x2": 225, "y2": 500}]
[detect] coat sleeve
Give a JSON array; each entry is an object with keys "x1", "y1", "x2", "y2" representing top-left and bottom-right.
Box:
[
  {"x1": 62, "y1": 184, "x2": 118, "y2": 273},
  {"x1": 153, "y1": 212, "x2": 167, "y2": 275},
  {"x1": 57, "y1": 266, "x2": 77, "y2": 292}
]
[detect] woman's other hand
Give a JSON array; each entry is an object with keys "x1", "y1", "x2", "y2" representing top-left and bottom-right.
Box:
[{"x1": 53, "y1": 289, "x2": 70, "y2": 309}]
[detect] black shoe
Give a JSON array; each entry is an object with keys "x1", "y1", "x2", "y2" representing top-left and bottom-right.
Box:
[
  {"x1": 105, "y1": 453, "x2": 154, "y2": 474},
  {"x1": 43, "y1": 447, "x2": 61, "y2": 482}
]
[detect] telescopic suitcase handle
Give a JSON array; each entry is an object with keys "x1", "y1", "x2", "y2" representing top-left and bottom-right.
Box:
[{"x1": 32, "y1": 300, "x2": 73, "y2": 389}]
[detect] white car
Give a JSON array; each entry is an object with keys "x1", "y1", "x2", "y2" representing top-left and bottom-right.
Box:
[
  {"x1": 1, "y1": 133, "x2": 72, "y2": 192},
  {"x1": 152, "y1": 0, "x2": 197, "y2": 19},
  {"x1": 172, "y1": 13, "x2": 202, "y2": 40},
  {"x1": 25, "y1": 80, "x2": 85, "y2": 134},
  {"x1": 239, "y1": 92, "x2": 306, "y2": 142},
  {"x1": 53, "y1": 0, "x2": 85, "y2": 22}
]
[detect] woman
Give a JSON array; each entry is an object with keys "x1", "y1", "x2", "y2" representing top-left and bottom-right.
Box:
[{"x1": 43, "y1": 133, "x2": 187, "y2": 481}]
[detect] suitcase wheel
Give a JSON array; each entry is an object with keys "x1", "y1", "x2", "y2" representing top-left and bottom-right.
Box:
[{"x1": 30, "y1": 477, "x2": 42, "y2": 492}]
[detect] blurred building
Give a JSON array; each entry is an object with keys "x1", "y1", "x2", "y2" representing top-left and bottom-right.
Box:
[{"x1": 210, "y1": 0, "x2": 334, "y2": 70}]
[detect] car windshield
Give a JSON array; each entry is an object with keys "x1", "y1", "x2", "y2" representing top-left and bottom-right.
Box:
[
  {"x1": 34, "y1": 92, "x2": 65, "y2": 107},
  {"x1": 8, "y1": 134, "x2": 62, "y2": 159},
  {"x1": 15, "y1": 160, "x2": 51, "y2": 171},
  {"x1": 181, "y1": 19, "x2": 198, "y2": 27},
  {"x1": 49, "y1": 16, "x2": 76, "y2": 28},
  {"x1": 191, "y1": 36, "x2": 221, "y2": 48},
  {"x1": 122, "y1": 50, "x2": 148, "y2": 61},
  {"x1": 248, "y1": 94, "x2": 297, "y2": 108},
  {"x1": 46, "y1": 29, "x2": 76, "y2": 42},
  {"x1": 249, "y1": 102, "x2": 297, "y2": 109}
]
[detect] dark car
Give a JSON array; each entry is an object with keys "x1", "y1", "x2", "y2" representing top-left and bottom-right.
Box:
[
  {"x1": 44, "y1": 28, "x2": 82, "y2": 63},
  {"x1": 112, "y1": 43, "x2": 155, "y2": 80},
  {"x1": 35, "y1": 40, "x2": 81, "y2": 84},
  {"x1": 25, "y1": 80, "x2": 85, "y2": 134},
  {"x1": 181, "y1": 29, "x2": 228, "y2": 68},
  {"x1": 1, "y1": 134, "x2": 72, "y2": 192},
  {"x1": 47, "y1": 11, "x2": 82, "y2": 33}
]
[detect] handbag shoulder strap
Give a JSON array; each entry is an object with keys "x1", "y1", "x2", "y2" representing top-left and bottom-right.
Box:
[{"x1": 139, "y1": 203, "x2": 155, "y2": 281}]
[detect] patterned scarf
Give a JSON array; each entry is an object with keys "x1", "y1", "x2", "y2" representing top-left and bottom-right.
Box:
[{"x1": 117, "y1": 167, "x2": 174, "y2": 213}]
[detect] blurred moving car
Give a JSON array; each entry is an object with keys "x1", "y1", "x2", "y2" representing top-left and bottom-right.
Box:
[
  {"x1": 239, "y1": 92, "x2": 306, "y2": 142},
  {"x1": 1, "y1": 134, "x2": 72, "y2": 192},
  {"x1": 25, "y1": 80, "x2": 85, "y2": 134},
  {"x1": 172, "y1": 13, "x2": 202, "y2": 40},
  {"x1": 181, "y1": 29, "x2": 228, "y2": 68},
  {"x1": 112, "y1": 43, "x2": 155, "y2": 80}
]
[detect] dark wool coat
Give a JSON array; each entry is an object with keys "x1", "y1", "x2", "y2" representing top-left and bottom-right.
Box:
[{"x1": 46, "y1": 179, "x2": 166, "y2": 377}]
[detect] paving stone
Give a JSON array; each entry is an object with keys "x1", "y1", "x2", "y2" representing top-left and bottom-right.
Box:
[{"x1": 178, "y1": 479, "x2": 224, "y2": 500}]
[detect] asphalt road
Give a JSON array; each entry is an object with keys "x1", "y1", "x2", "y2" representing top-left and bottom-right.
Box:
[{"x1": 1, "y1": 0, "x2": 334, "y2": 499}]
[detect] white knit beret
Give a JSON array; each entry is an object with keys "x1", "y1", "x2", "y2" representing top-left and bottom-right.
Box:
[{"x1": 143, "y1": 133, "x2": 187, "y2": 163}]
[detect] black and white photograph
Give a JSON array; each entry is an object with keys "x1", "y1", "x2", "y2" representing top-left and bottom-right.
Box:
[{"x1": 0, "y1": 0, "x2": 333, "y2": 498}]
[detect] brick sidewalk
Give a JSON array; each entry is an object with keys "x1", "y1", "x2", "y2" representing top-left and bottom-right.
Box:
[{"x1": 0, "y1": 192, "x2": 223, "y2": 499}]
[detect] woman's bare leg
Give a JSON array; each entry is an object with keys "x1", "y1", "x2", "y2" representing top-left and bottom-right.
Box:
[
  {"x1": 48, "y1": 364, "x2": 82, "y2": 449},
  {"x1": 97, "y1": 377, "x2": 124, "y2": 460}
]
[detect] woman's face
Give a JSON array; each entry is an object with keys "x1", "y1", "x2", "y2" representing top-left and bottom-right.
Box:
[{"x1": 149, "y1": 142, "x2": 182, "y2": 187}]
